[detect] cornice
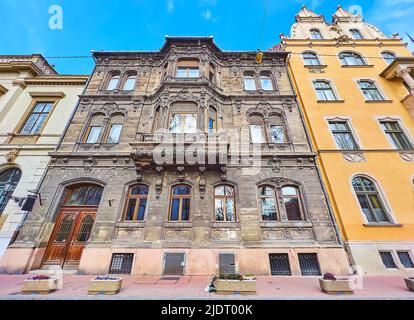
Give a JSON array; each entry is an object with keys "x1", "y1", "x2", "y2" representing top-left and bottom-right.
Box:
[
  {"x1": 0, "y1": 84, "x2": 8, "y2": 95},
  {"x1": 23, "y1": 75, "x2": 89, "y2": 86}
]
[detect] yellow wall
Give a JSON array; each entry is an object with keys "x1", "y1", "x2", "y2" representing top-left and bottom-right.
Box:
[{"x1": 286, "y1": 40, "x2": 414, "y2": 242}]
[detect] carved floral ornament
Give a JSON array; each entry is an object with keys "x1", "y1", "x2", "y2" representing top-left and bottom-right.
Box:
[
  {"x1": 247, "y1": 102, "x2": 287, "y2": 119},
  {"x1": 5, "y1": 149, "x2": 20, "y2": 163}
]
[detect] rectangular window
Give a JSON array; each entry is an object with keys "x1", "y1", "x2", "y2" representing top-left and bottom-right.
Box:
[
  {"x1": 20, "y1": 102, "x2": 54, "y2": 135},
  {"x1": 314, "y1": 81, "x2": 337, "y2": 101},
  {"x1": 329, "y1": 121, "x2": 359, "y2": 150},
  {"x1": 177, "y1": 67, "x2": 200, "y2": 78},
  {"x1": 359, "y1": 81, "x2": 384, "y2": 101},
  {"x1": 244, "y1": 77, "x2": 256, "y2": 91},
  {"x1": 269, "y1": 254, "x2": 292, "y2": 276},
  {"x1": 109, "y1": 253, "x2": 134, "y2": 274},
  {"x1": 380, "y1": 252, "x2": 398, "y2": 269},
  {"x1": 298, "y1": 253, "x2": 321, "y2": 276},
  {"x1": 106, "y1": 124, "x2": 122, "y2": 144},
  {"x1": 270, "y1": 125, "x2": 285, "y2": 144},
  {"x1": 85, "y1": 126, "x2": 102, "y2": 144},
  {"x1": 169, "y1": 114, "x2": 197, "y2": 133},
  {"x1": 380, "y1": 121, "x2": 412, "y2": 150},
  {"x1": 250, "y1": 125, "x2": 265, "y2": 143},
  {"x1": 397, "y1": 252, "x2": 414, "y2": 268}
]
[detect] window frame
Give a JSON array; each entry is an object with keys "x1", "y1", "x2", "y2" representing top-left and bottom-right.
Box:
[
  {"x1": 168, "y1": 184, "x2": 192, "y2": 222},
  {"x1": 243, "y1": 74, "x2": 257, "y2": 91},
  {"x1": 123, "y1": 184, "x2": 149, "y2": 221},
  {"x1": 259, "y1": 75, "x2": 275, "y2": 91},
  {"x1": 357, "y1": 80, "x2": 385, "y2": 101},
  {"x1": 0, "y1": 167, "x2": 22, "y2": 214},
  {"x1": 338, "y1": 51, "x2": 367, "y2": 66},
  {"x1": 328, "y1": 120, "x2": 360, "y2": 150},
  {"x1": 214, "y1": 184, "x2": 237, "y2": 222},
  {"x1": 105, "y1": 73, "x2": 121, "y2": 91},
  {"x1": 349, "y1": 29, "x2": 364, "y2": 39},
  {"x1": 381, "y1": 51, "x2": 397, "y2": 65},
  {"x1": 313, "y1": 80, "x2": 338, "y2": 101},
  {"x1": 63, "y1": 184, "x2": 104, "y2": 207},
  {"x1": 258, "y1": 185, "x2": 278, "y2": 221},
  {"x1": 379, "y1": 120, "x2": 413, "y2": 150},
  {"x1": 309, "y1": 29, "x2": 323, "y2": 40},
  {"x1": 176, "y1": 59, "x2": 200, "y2": 79},
  {"x1": 249, "y1": 114, "x2": 267, "y2": 144},
  {"x1": 121, "y1": 73, "x2": 137, "y2": 91},
  {"x1": 302, "y1": 51, "x2": 321, "y2": 66},
  {"x1": 168, "y1": 112, "x2": 198, "y2": 134}
]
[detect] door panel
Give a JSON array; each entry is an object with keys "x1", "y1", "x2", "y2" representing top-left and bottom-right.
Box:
[
  {"x1": 164, "y1": 253, "x2": 185, "y2": 275},
  {"x1": 219, "y1": 254, "x2": 236, "y2": 275},
  {"x1": 65, "y1": 213, "x2": 95, "y2": 265}
]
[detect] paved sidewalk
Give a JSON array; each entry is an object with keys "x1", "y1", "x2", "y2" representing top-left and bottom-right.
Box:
[{"x1": 0, "y1": 275, "x2": 413, "y2": 300}]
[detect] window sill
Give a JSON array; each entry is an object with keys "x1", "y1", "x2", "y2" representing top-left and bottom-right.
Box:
[
  {"x1": 163, "y1": 222, "x2": 193, "y2": 228},
  {"x1": 341, "y1": 65, "x2": 374, "y2": 68},
  {"x1": 304, "y1": 65, "x2": 327, "y2": 68},
  {"x1": 317, "y1": 100, "x2": 345, "y2": 103},
  {"x1": 363, "y1": 223, "x2": 403, "y2": 228},
  {"x1": 116, "y1": 221, "x2": 146, "y2": 228},
  {"x1": 260, "y1": 221, "x2": 313, "y2": 228},
  {"x1": 211, "y1": 222, "x2": 240, "y2": 228},
  {"x1": 365, "y1": 100, "x2": 393, "y2": 103}
]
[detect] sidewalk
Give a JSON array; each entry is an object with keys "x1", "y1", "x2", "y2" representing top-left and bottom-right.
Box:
[{"x1": 0, "y1": 275, "x2": 413, "y2": 300}]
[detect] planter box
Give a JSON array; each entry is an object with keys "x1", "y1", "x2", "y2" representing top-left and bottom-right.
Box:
[
  {"x1": 22, "y1": 278, "x2": 58, "y2": 295},
  {"x1": 214, "y1": 279, "x2": 256, "y2": 295},
  {"x1": 88, "y1": 278, "x2": 123, "y2": 295},
  {"x1": 319, "y1": 278, "x2": 354, "y2": 295},
  {"x1": 404, "y1": 278, "x2": 414, "y2": 292}
]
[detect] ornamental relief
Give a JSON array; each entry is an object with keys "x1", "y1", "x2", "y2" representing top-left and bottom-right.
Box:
[
  {"x1": 115, "y1": 229, "x2": 144, "y2": 241},
  {"x1": 400, "y1": 152, "x2": 414, "y2": 162},
  {"x1": 164, "y1": 229, "x2": 192, "y2": 240},
  {"x1": 342, "y1": 152, "x2": 366, "y2": 163},
  {"x1": 262, "y1": 227, "x2": 314, "y2": 240}
]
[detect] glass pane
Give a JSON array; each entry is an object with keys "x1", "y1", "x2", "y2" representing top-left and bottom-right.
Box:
[
  {"x1": 215, "y1": 186, "x2": 225, "y2": 196},
  {"x1": 226, "y1": 199, "x2": 235, "y2": 221},
  {"x1": 181, "y1": 198, "x2": 190, "y2": 220},
  {"x1": 244, "y1": 77, "x2": 256, "y2": 90},
  {"x1": 107, "y1": 77, "x2": 120, "y2": 90},
  {"x1": 357, "y1": 195, "x2": 375, "y2": 222},
  {"x1": 126, "y1": 198, "x2": 137, "y2": 220},
  {"x1": 75, "y1": 187, "x2": 88, "y2": 205},
  {"x1": 76, "y1": 216, "x2": 94, "y2": 242},
  {"x1": 271, "y1": 125, "x2": 285, "y2": 143},
  {"x1": 131, "y1": 185, "x2": 149, "y2": 195},
  {"x1": 188, "y1": 68, "x2": 200, "y2": 78},
  {"x1": 20, "y1": 114, "x2": 39, "y2": 134},
  {"x1": 369, "y1": 195, "x2": 389, "y2": 222},
  {"x1": 107, "y1": 124, "x2": 122, "y2": 143},
  {"x1": 215, "y1": 199, "x2": 225, "y2": 221},
  {"x1": 137, "y1": 199, "x2": 147, "y2": 221},
  {"x1": 260, "y1": 77, "x2": 273, "y2": 90},
  {"x1": 259, "y1": 186, "x2": 274, "y2": 196},
  {"x1": 123, "y1": 77, "x2": 136, "y2": 90},
  {"x1": 170, "y1": 199, "x2": 180, "y2": 221},
  {"x1": 176, "y1": 68, "x2": 187, "y2": 78},
  {"x1": 55, "y1": 216, "x2": 74, "y2": 243},
  {"x1": 261, "y1": 198, "x2": 277, "y2": 220},
  {"x1": 184, "y1": 114, "x2": 197, "y2": 133},
  {"x1": 334, "y1": 133, "x2": 357, "y2": 150},
  {"x1": 250, "y1": 125, "x2": 265, "y2": 143},
  {"x1": 173, "y1": 186, "x2": 190, "y2": 195},
  {"x1": 31, "y1": 113, "x2": 48, "y2": 134},
  {"x1": 169, "y1": 114, "x2": 183, "y2": 133},
  {"x1": 282, "y1": 187, "x2": 298, "y2": 196},
  {"x1": 43, "y1": 103, "x2": 54, "y2": 113},
  {"x1": 86, "y1": 127, "x2": 102, "y2": 143},
  {"x1": 33, "y1": 103, "x2": 46, "y2": 112},
  {"x1": 285, "y1": 198, "x2": 302, "y2": 221}
]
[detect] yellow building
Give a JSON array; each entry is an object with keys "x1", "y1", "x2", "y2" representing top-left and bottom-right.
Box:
[{"x1": 282, "y1": 6, "x2": 414, "y2": 275}]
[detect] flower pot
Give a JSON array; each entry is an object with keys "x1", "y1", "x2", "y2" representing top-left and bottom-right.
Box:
[
  {"x1": 22, "y1": 278, "x2": 58, "y2": 295},
  {"x1": 213, "y1": 279, "x2": 256, "y2": 295},
  {"x1": 404, "y1": 277, "x2": 414, "y2": 292},
  {"x1": 88, "y1": 278, "x2": 123, "y2": 295},
  {"x1": 319, "y1": 278, "x2": 354, "y2": 295}
]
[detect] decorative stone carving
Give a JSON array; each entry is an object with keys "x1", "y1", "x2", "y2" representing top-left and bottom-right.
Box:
[
  {"x1": 343, "y1": 152, "x2": 366, "y2": 163},
  {"x1": 83, "y1": 156, "x2": 97, "y2": 173},
  {"x1": 262, "y1": 227, "x2": 314, "y2": 240},
  {"x1": 5, "y1": 149, "x2": 20, "y2": 163},
  {"x1": 164, "y1": 229, "x2": 191, "y2": 240},
  {"x1": 155, "y1": 166, "x2": 164, "y2": 199},
  {"x1": 199, "y1": 166, "x2": 206, "y2": 199},
  {"x1": 400, "y1": 152, "x2": 414, "y2": 162},
  {"x1": 268, "y1": 156, "x2": 281, "y2": 173}
]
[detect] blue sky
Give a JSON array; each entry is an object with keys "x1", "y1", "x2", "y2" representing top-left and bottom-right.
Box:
[{"x1": 0, "y1": 0, "x2": 413, "y2": 74}]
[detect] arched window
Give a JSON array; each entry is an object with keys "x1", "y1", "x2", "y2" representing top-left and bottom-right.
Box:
[
  {"x1": 64, "y1": 184, "x2": 103, "y2": 206},
  {"x1": 302, "y1": 52, "x2": 321, "y2": 66},
  {"x1": 282, "y1": 186, "x2": 304, "y2": 221},
  {"x1": 243, "y1": 74, "x2": 257, "y2": 91},
  {"x1": 124, "y1": 184, "x2": 149, "y2": 221},
  {"x1": 208, "y1": 106, "x2": 218, "y2": 134},
  {"x1": 352, "y1": 176, "x2": 390, "y2": 223},
  {"x1": 106, "y1": 74, "x2": 120, "y2": 91},
  {"x1": 122, "y1": 73, "x2": 137, "y2": 91},
  {"x1": 310, "y1": 29, "x2": 323, "y2": 40},
  {"x1": 314, "y1": 80, "x2": 337, "y2": 101},
  {"x1": 350, "y1": 29, "x2": 364, "y2": 39},
  {"x1": 339, "y1": 52, "x2": 366, "y2": 66},
  {"x1": 358, "y1": 80, "x2": 384, "y2": 101},
  {"x1": 258, "y1": 186, "x2": 277, "y2": 221},
  {"x1": 214, "y1": 185, "x2": 236, "y2": 222},
  {"x1": 381, "y1": 51, "x2": 396, "y2": 64},
  {"x1": 105, "y1": 114, "x2": 124, "y2": 144},
  {"x1": 249, "y1": 114, "x2": 266, "y2": 143},
  {"x1": 84, "y1": 114, "x2": 105, "y2": 144},
  {"x1": 0, "y1": 168, "x2": 22, "y2": 214},
  {"x1": 269, "y1": 114, "x2": 286, "y2": 144},
  {"x1": 260, "y1": 75, "x2": 274, "y2": 91},
  {"x1": 152, "y1": 106, "x2": 161, "y2": 133},
  {"x1": 176, "y1": 59, "x2": 200, "y2": 78},
  {"x1": 169, "y1": 185, "x2": 191, "y2": 221}
]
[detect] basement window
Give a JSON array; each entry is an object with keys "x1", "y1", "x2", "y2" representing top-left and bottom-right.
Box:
[
  {"x1": 379, "y1": 252, "x2": 398, "y2": 269},
  {"x1": 109, "y1": 253, "x2": 134, "y2": 274},
  {"x1": 298, "y1": 253, "x2": 321, "y2": 276}
]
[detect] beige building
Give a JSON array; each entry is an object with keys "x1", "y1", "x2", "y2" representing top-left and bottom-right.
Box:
[{"x1": 0, "y1": 55, "x2": 88, "y2": 259}]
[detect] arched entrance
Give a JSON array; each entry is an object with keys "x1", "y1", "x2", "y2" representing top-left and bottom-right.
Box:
[
  {"x1": 42, "y1": 184, "x2": 103, "y2": 269},
  {"x1": 0, "y1": 168, "x2": 22, "y2": 214}
]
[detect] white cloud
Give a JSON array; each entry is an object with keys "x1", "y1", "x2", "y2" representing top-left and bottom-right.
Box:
[
  {"x1": 201, "y1": 9, "x2": 212, "y2": 20},
  {"x1": 198, "y1": 0, "x2": 217, "y2": 6},
  {"x1": 167, "y1": 0, "x2": 175, "y2": 13}
]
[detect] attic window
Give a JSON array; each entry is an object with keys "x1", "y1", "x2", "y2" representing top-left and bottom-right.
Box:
[{"x1": 176, "y1": 59, "x2": 200, "y2": 78}]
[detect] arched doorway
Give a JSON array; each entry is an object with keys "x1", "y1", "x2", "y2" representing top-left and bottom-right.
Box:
[
  {"x1": 42, "y1": 184, "x2": 103, "y2": 269},
  {"x1": 0, "y1": 168, "x2": 22, "y2": 214}
]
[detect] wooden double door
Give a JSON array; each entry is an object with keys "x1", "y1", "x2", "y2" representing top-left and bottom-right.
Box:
[{"x1": 42, "y1": 208, "x2": 96, "y2": 268}]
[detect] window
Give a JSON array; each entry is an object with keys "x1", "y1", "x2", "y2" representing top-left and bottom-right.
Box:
[
  {"x1": 314, "y1": 80, "x2": 337, "y2": 101},
  {"x1": 176, "y1": 59, "x2": 200, "y2": 78},
  {"x1": 260, "y1": 76, "x2": 274, "y2": 91},
  {"x1": 302, "y1": 52, "x2": 321, "y2": 66},
  {"x1": 64, "y1": 184, "x2": 103, "y2": 206},
  {"x1": 85, "y1": 127, "x2": 101, "y2": 144},
  {"x1": 124, "y1": 185, "x2": 148, "y2": 221},
  {"x1": 208, "y1": 107, "x2": 218, "y2": 134},
  {"x1": 269, "y1": 114, "x2": 286, "y2": 144},
  {"x1": 214, "y1": 185, "x2": 236, "y2": 222},
  {"x1": 20, "y1": 102, "x2": 54, "y2": 135},
  {"x1": 269, "y1": 254, "x2": 292, "y2": 276},
  {"x1": 352, "y1": 177, "x2": 390, "y2": 223},
  {"x1": 109, "y1": 253, "x2": 134, "y2": 275},
  {"x1": 169, "y1": 113, "x2": 197, "y2": 133},
  {"x1": 84, "y1": 114, "x2": 105, "y2": 144},
  {"x1": 105, "y1": 115, "x2": 124, "y2": 144},
  {"x1": 169, "y1": 185, "x2": 191, "y2": 221},
  {"x1": 358, "y1": 81, "x2": 384, "y2": 101},
  {"x1": 282, "y1": 186, "x2": 304, "y2": 221},
  {"x1": 77, "y1": 215, "x2": 94, "y2": 242},
  {"x1": 379, "y1": 252, "x2": 397, "y2": 269},
  {"x1": 329, "y1": 121, "x2": 359, "y2": 150},
  {"x1": 397, "y1": 252, "x2": 414, "y2": 268},
  {"x1": 339, "y1": 52, "x2": 366, "y2": 66},
  {"x1": 258, "y1": 186, "x2": 277, "y2": 221},
  {"x1": 380, "y1": 121, "x2": 412, "y2": 149},
  {"x1": 381, "y1": 52, "x2": 396, "y2": 64},
  {"x1": 122, "y1": 74, "x2": 137, "y2": 91},
  {"x1": 249, "y1": 115, "x2": 266, "y2": 143},
  {"x1": 107, "y1": 75, "x2": 120, "y2": 90},
  {"x1": 243, "y1": 75, "x2": 257, "y2": 91},
  {"x1": 0, "y1": 168, "x2": 22, "y2": 214},
  {"x1": 350, "y1": 29, "x2": 364, "y2": 39},
  {"x1": 298, "y1": 253, "x2": 321, "y2": 276},
  {"x1": 310, "y1": 29, "x2": 323, "y2": 40}
]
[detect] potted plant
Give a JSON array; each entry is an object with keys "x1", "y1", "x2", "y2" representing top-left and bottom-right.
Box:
[
  {"x1": 88, "y1": 276, "x2": 123, "y2": 295},
  {"x1": 213, "y1": 274, "x2": 257, "y2": 295},
  {"x1": 22, "y1": 275, "x2": 58, "y2": 295},
  {"x1": 319, "y1": 273, "x2": 355, "y2": 295},
  {"x1": 404, "y1": 277, "x2": 414, "y2": 292}
]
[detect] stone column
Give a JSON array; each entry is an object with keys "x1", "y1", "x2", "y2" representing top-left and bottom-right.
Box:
[{"x1": 397, "y1": 67, "x2": 414, "y2": 93}]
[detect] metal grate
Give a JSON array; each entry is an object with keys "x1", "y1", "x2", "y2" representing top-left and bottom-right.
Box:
[
  {"x1": 219, "y1": 254, "x2": 236, "y2": 275},
  {"x1": 379, "y1": 252, "x2": 397, "y2": 269},
  {"x1": 298, "y1": 253, "x2": 321, "y2": 276},
  {"x1": 397, "y1": 252, "x2": 414, "y2": 268},
  {"x1": 269, "y1": 254, "x2": 292, "y2": 276},
  {"x1": 109, "y1": 253, "x2": 134, "y2": 274}
]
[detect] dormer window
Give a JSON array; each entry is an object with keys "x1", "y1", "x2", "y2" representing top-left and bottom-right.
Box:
[
  {"x1": 350, "y1": 29, "x2": 364, "y2": 39},
  {"x1": 176, "y1": 59, "x2": 200, "y2": 78},
  {"x1": 310, "y1": 29, "x2": 323, "y2": 40}
]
